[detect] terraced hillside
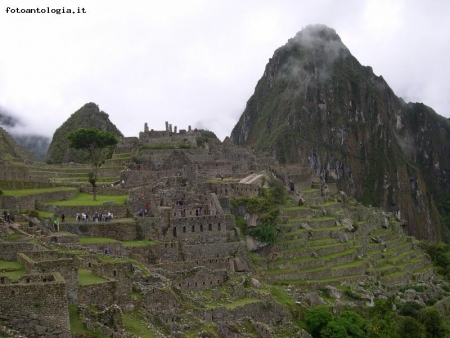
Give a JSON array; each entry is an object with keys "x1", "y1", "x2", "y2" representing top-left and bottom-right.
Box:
[{"x1": 245, "y1": 184, "x2": 436, "y2": 298}]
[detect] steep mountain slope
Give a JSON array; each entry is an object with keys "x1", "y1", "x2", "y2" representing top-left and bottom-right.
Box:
[
  {"x1": 46, "y1": 102, "x2": 123, "y2": 164},
  {"x1": 0, "y1": 126, "x2": 38, "y2": 162},
  {"x1": 231, "y1": 24, "x2": 450, "y2": 242}
]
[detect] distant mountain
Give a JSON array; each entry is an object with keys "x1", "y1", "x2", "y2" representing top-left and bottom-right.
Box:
[
  {"x1": 46, "y1": 102, "x2": 123, "y2": 164},
  {"x1": 12, "y1": 134, "x2": 50, "y2": 160},
  {"x1": 0, "y1": 126, "x2": 38, "y2": 162},
  {"x1": 231, "y1": 24, "x2": 450, "y2": 241}
]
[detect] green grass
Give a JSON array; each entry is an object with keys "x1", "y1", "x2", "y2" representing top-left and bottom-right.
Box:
[
  {"x1": 122, "y1": 240, "x2": 158, "y2": 247},
  {"x1": 37, "y1": 210, "x2": 55, "y2": 218},
  {"x1": 269, "y1": 285, "x2": 296, "y2": 310},
  {"x1": 2, "y1": 187, "x2": 77, "y2": 197},
  {"x1": 0, "y1": 260, "x2": 23, "y2": 270},
  {"x1": 78, "y1": 268, "x2": 109, "y2": 285},
  {"x1": 48, "y1": 192, "x2": 128, "y2": 206},
  {"x1": 2, "y1": 233, "x2": 27, "y2": 241},
  {"x1": 79, "y1": 237, "x2": 119, "y2": 244},
  {"x1": 69, "y1": 305, "x2": 91, "y2": 334},
  {"x1": 206, "y1": 298, "x2": 260, "y2": 309},
  {"x1": 282, "y1": 206, "x2": 311, "y2": 211},
  {"x1": 123, "y1": 311, "x2": 157, "y2": 338},
  {"x1": 0, "y1": 260, "x2": 25, "y2": 281}
]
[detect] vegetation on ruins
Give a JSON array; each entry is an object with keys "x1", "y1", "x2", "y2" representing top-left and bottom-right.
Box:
[
  {"x1": 67, "y1": 128, "x2": 119, "y2": 200},
  {"x1": 232, "y1": 178, "x2": 286, "y2": 244},
  {"x1": 425, "y1": 242, "x2": 450, "y2": 281},
  {"x1": 196, "y1": 129, "x2": 218, "y2": 148}
]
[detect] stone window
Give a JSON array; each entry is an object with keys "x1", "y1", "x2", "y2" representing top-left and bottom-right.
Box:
[
  {"x1": 88, "y1": 262, "x2": 91, "y2": 267},
  {"x1": 0, "y1": 277, "x2": 4, "y2": 284},
  {"x1": 218, "y1": 223, "x2": 221, "y2": 231},
  {"x1": 183, "y1": 226, "x2": 186, "y2": 233},
  {"x1": 208, "y1": 224, "x2": 212, "y2": 231},
  {"x1": 192, "y1": 225, "x2": 195, "y2": 232},
  {"x1": 113, "y1": 270, "x2": 117, "y2": 277},
  {"x1": 200, "y1": 224, "x2": 203, "y2": 232}
]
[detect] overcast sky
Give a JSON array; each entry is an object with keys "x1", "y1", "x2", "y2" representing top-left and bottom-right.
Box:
[{"x1": 1, "y1": 0, "x2": 449, "y2": 141}]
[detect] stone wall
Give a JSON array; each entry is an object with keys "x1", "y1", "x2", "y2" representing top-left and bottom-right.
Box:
[
  {"x1": 209, "y1": 182, "x2": 261, "y2": 198},
  {"x1": 0, "y1": 242, "x2": 46, "y2": 261},
  {"x1": 92, "y1": 261, "x2": 133, "y2": 296},
  {"x1": 17, "y1": 251, "x2": 79, "y2": 297},
  {"x1": 169, "y1": 267, "x2": 228, "y2": 291},
  {"x1": 78, "y1": 280, "x2": 117, "y2": 308},
  {"x1": 0, "y1": 272, "x2": 71, "y2": 337},
  {"x1": 36, "y1": 203, "x2": 128, "y2": 220},
  {"x1": 1, "y1": 189, "x2": 78, "y2": 211},
  {"x1": 0, "y1": 164, "x2": 30, "y2": 181},
  {"x1": 0, "y1": 179, "x2": 54, "y2": 190},
  {"x1": 60, "y1": 221, "x2": 137, "y2": 241},
  {"x1": 154, "y1": 256, "x2": 233, "y2": 272}
]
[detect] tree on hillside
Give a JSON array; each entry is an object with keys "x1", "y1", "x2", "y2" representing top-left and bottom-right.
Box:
[{"x1": 67, "y1": 128, "x2": 118, "y2": 200}]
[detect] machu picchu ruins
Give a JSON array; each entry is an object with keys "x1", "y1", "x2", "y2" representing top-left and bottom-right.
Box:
[{"x1": 2, "y1": 24, "x2": 450, "y2": 338}]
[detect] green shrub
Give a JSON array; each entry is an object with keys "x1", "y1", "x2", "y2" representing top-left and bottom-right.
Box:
[
  {"x1": 419, "y1": 306, "x2": 449, "y2": 338},
  {"x1": 249, "y1": 223, "x2": 277, "y2": 244},
  {"x1": 305, "y1": 305, "x2": 333, "y2": 337}
]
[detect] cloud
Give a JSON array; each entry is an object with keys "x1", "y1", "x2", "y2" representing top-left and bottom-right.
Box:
[{"x1": 0, "y1": 0, "x2": 449, "y2": 141}]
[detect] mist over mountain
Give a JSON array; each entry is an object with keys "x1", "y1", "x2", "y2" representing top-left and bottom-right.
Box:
[
  {"x1": 0, "y1": 106, "x2": 50, "y2": 160},
  {"x1": 231, "y1": 24, "x2": 450, "y2": 241}
]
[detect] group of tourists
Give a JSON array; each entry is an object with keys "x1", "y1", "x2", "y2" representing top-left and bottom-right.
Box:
[
  {"x1": 76, "y1": 211, "x2": 113, "y2": 222},
  {"x1": 2, "y1": 211, "x2": 11, "y2": 223}
]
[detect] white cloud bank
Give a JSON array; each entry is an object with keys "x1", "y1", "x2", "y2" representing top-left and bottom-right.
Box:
[{"x1": 0, "y1": 0, "x2": 449, "y2": 140}]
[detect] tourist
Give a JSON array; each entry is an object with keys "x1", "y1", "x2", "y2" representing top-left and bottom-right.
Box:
[
  {"x1": 2, "y1": 210, "x2": 6, "y2": 220},
  {"x1": 53, "y1": 218, "x2": 59, "y2": 232}
]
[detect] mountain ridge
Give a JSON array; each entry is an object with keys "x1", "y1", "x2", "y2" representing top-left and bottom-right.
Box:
[{"x1": 231, "y1": 24, "x2": 450, "y2": 241}]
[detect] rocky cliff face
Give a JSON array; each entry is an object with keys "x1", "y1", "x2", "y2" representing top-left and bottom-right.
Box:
[
  {"x1": 46, "y1": 102, "x2": 123, "y2": 164},
  {"x1": 231, "y1": 24, "x2": 450, "y2": 241}
]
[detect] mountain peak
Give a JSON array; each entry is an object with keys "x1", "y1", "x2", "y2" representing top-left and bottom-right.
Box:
[
  {"x1": 45, "y1": 102, "x2": 123, "y2": 164},
  {"x1": 231, "y1": 26, "x2": 450, "y2": 242}
]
